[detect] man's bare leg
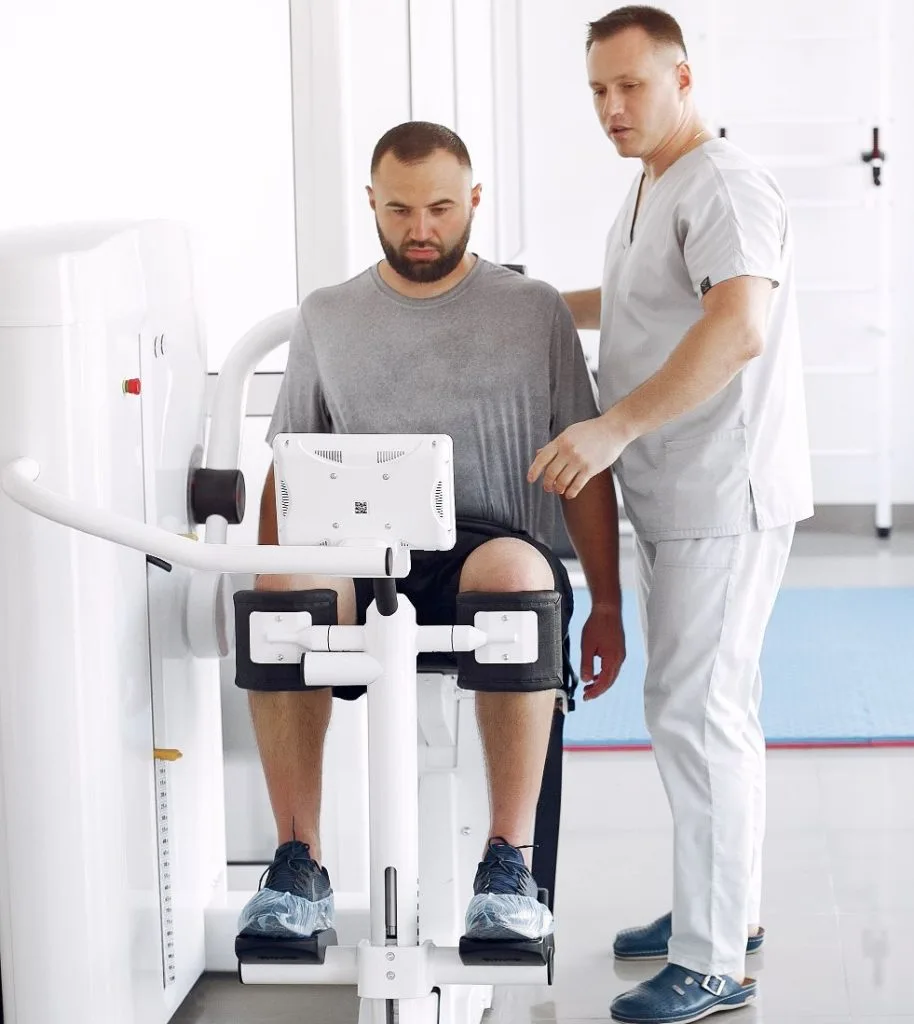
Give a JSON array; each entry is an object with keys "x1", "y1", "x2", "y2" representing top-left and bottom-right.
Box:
[
  {"x1": 247, "y1": 465, "x2": 360, "y2": 864},
  {"x1": 248, "y1": 571, "x2": 356, "y2": 864},
  {"x1": 459, "y1": 538, "x2": 557, "y2": 866},
  {"x1": 474, "y1": 689, "x2": 555, "y2": 862}
]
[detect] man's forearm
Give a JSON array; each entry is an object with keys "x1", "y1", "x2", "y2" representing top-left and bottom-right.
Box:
[
  {"x1": 560, "y1": 469, "x2": 622, "y2": 608},
  {"x1": 608, "y1": 311, "x2": 762, "y2": 444},
  {"x1": 561, "y1": 288, "x2": 602, "y2": 331}
]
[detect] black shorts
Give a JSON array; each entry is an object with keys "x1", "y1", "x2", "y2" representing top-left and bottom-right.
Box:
[{"x1": 333, "y1": 516, "x2": 576, "y2": 702}]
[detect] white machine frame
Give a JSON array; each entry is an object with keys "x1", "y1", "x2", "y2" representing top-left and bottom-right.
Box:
[
  {"x1": 1, "y1": 303, "x2": 556, "y2": 1024},
  {"x1": 235, "y1": 434, "x2": 549, "y2": 1021}
]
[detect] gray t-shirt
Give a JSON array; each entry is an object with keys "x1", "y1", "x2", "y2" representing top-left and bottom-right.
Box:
[{"x1": 266, "y1": 257, "x2": 599, "y2": 547}]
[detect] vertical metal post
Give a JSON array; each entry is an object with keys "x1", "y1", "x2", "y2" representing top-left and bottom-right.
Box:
[
  {"x1": 873, "y1": 0, "x2": 894, "y2": 537},
  {"x1": 364, "y1": 599, "x2": 420, "y2": 948}
]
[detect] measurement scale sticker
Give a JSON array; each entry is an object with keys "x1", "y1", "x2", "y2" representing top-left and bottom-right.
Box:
[{"x1": 156, "y1": 761, "x2": 177, "y2": 986}]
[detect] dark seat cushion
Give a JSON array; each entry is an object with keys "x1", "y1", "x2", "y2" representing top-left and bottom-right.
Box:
[{"x1": 416, "y1": 652, "x2": 459, "y2": 675}]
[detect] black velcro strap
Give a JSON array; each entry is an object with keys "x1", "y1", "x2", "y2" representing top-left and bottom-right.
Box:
[
  {"x1": 454, "y1": 590, "x2": 563, "y2": 693},
  {"x1": 234, "y1": 589, "x2": 338, "y2": 691}
]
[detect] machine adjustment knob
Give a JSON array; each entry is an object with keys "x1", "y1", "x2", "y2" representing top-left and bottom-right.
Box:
[{"x1": 189, "y1": 468, "x2": 246, "y2": 525}]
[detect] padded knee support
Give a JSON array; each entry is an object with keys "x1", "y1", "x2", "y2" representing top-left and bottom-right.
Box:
[
  {"x1": 455, "y1": 590, "x2": 563, "y2": 693},
  {"x1": 234, "y1": 589, "x2": 338, "y2": 691}
]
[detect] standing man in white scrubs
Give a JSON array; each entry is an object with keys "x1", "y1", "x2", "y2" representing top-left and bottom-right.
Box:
[{"x1": 528, "y1": 6, "x2": 813, "y2": 1023}]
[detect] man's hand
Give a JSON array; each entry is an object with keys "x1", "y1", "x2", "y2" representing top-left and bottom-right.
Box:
[
  {"x1": 580, "y1": 602, "x2": 625, "y2": 700},
  {"x1": 531, "y1": 278, "x2": 772, "y2": 502},
  {"x1": 527, "y1": 414, "x2": 631, "y2": 499}
]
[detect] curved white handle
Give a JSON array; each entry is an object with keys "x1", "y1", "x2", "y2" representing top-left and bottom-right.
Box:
[
  {"x1": 1, "y1": 457, "x2": 393, "y2": 577},
  {"x1": 201, "y1": 308, "x2": 297, "y2": 547}
]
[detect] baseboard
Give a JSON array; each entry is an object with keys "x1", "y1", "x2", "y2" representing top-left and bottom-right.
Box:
[{"x1": 799, "y1": 505, "x2": 914, "y2": 532}]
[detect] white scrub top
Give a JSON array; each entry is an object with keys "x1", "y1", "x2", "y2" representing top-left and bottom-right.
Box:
[{"x1": 598, "y1": 137, "x2": 814, "y2": 542}]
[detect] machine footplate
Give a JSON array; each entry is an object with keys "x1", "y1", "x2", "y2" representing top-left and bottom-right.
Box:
[
  {"x1": 235, "y1": 927, "x2": 338, "y2": 965},
  {"x1": 458, "y1": 932, "x2": 555, "y2": 976}
]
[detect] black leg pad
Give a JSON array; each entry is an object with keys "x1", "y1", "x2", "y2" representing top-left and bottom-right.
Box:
[
  {"x1": 234, "y1": 589, "x2": 338, "y2": 691},
  {"x1": 455, "y1": 590, "x2": 563, "y2": 692}
]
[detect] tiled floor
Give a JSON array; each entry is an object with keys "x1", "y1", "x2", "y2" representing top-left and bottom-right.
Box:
[{"x1": 173, "y1": 524, "x2": 914, "y2": 1024}]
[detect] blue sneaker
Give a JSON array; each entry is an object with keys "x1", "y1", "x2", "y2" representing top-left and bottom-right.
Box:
[
  {"x1": 610, "y1": 964, "x2": 757, "y2": 1024},
  {"x1": 614, "y1": 913, "x2": 765, "y2": 961},
  {"x1": 237, "y1": 840, "x2": 334, "y2": 939},
  {"x1": 464, "y1": 837, "x2": 554, "y2": 942}
]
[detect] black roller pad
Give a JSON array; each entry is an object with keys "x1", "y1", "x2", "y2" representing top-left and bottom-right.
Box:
[{"x1": 190, "y1": 467, "x2": 246, "y2": 525}]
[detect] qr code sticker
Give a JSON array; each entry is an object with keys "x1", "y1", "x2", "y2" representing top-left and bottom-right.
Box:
[{"x1": 355, "y1": 501, "x2": 368, "y2": 515}]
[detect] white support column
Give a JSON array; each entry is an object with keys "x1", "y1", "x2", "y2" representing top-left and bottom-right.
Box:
[
  {"x1": 289, "y1": 0, "x2": 415, "y2": 285},
  {"x1": 408, "y1": 0, "x2": 457, "y2": 127},
  {"x1": 874, "y1": 0, "x2": 894, "y2": 535},
  {"x1": 289, "y1": 0, "x2": 354, "y2": 297},
  {"x1": 363, "y1": 599, "x2": 421, "y2": 948},
  {"x1": 490, "y1": 0, "x2": 524, "y2": 263},
  {"x1": 453, "y1": 0, "x2": 497, "y2": 261}
]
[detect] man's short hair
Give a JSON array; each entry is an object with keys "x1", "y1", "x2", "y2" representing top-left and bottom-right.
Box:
[
  {"x1": 370, "y1": 121, "x2": 472, "y2": 176},
  {"x1": 586, "y1": 5, "x2": 687, "y2": 57}
]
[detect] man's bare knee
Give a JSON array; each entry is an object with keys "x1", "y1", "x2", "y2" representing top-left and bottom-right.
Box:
[
  {"x1": 459, "y1": 537, "x2": 554, "y2": 593},
  {"x1": 253, "y1": 574, "x2": 357, "y2": 625}
]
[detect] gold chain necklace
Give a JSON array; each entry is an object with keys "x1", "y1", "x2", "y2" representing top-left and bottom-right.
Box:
[
  {"x1": 635, "y1": 127, "x2": 710, "y2": 234},
  {"x1": 645, "y1": 127, "x2": 708, "y2": 188},
  {"x1": 676, "y1": 126, "x2": 708, "y2": 161}
]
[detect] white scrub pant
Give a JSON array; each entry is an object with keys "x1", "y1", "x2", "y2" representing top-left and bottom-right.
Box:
[{"x1": 634, "y1": 523, "x2": 795, "y2": 981}]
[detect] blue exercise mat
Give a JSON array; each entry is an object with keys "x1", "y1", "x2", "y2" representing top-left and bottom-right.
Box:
[{"x1": 563, "y1": 587, "x2": 914, "y2": 748}]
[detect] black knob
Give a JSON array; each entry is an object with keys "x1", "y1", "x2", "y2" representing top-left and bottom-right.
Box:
[{"x1": 189, "y1": 468, "x2": 246, "y2": 525}]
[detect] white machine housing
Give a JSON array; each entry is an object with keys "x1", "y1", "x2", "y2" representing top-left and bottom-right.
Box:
[{"x1": 0, "y1": 221, "x2": 227, "y2": 1024}]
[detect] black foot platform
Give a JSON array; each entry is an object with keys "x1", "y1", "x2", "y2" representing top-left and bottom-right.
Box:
[
  {"x1": 458, "y1": 932, "x2": 555, "y2": 983},
  {"x1": 235, "y1": 927, "x2": 338, "y2": 966}
]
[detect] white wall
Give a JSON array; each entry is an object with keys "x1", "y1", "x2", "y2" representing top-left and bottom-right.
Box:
[
  {"x1": 886, "y1": 2, "x2": 914, "y2": 508},
  {"x1": 285, "y1": 0, "x2": 914, "y2": 508},
  {"x1": 2, "y1": 0, "x2": 912, "y2": 505},
  {"x1": 0, "y1": 0, "x2": 298, "y2": 372},
  {"x1": 473, "y1": 0, "x2": 913, "y2": 506}
]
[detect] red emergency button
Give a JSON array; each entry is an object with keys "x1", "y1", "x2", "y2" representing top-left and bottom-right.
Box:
[{"x1": 123, "y1": 378, "x2": 142, "y2": 395}]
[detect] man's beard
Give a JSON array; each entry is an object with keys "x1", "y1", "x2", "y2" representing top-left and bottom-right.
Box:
[{"x1": 377, "y1": 216, "x2": 473, "y2": 283}]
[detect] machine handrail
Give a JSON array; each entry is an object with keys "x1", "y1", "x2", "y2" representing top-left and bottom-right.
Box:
[
  {"x1": 207, "y1": 307, "x2": 297, "y2": 471},
  {"x1": 0, "y1": 457, "x2": 394, "y2": 577},
  {"x1": 203, "y1": 308, "x2": 298, "y2": 546}
]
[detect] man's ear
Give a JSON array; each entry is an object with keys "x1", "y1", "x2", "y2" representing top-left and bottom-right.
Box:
[
  {"x1": 366, "y1": 185, "x2": 376, "y2": 211},
  {"x1": 470, "y1": 183, "x2": 483, "y2": 210},
  {"x1": 676, "y1": 59, "x2": 693, "y2": 97}
]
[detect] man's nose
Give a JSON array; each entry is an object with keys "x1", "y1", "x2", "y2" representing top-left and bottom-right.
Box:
[
  {"x1": 411, "y1": 211, "x2": 432, "y2": 240},
  {"x1": 604, "y1": 91, "x2": 624, "y2": 121}
]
